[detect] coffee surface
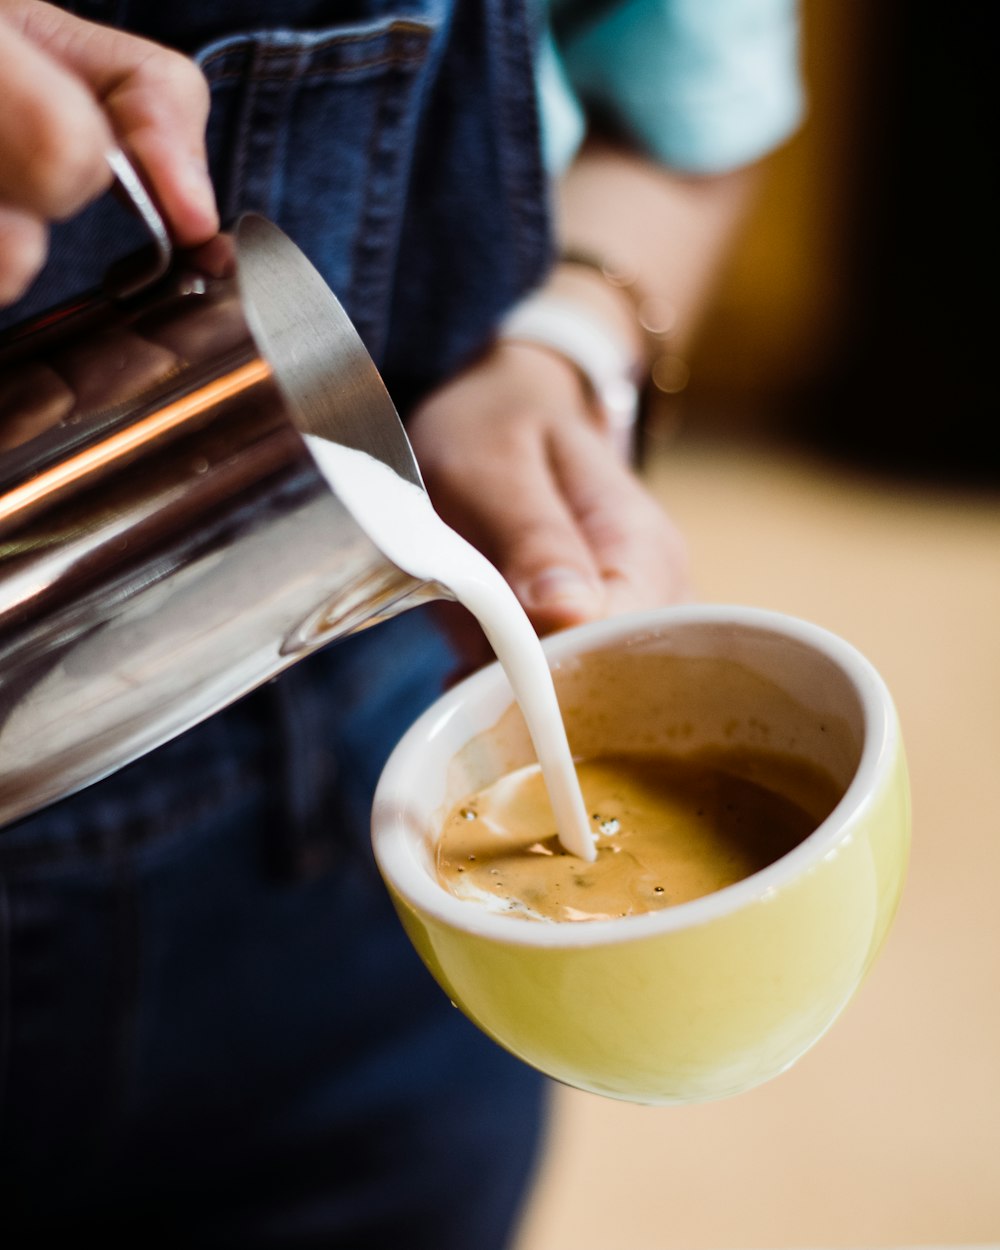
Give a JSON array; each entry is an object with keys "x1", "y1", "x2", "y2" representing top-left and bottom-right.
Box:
[{"x1": 436, "y1": 748, "x2": 842, "y2": 922}]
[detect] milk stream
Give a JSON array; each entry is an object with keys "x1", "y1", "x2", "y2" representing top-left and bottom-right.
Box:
[{"x1": 306, "y1": 436, "x2": 596, "y2": 862}]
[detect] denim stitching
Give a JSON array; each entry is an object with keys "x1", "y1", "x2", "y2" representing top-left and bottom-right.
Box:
[
  {"x1": 486, "y1": 0, "x2": 554, "y2": 294},
  {"x1": 199, "y1": 24, "x2": 433, "y2": 77},
  {"x1": 227, "y1": 44, "x2": 259, "y2": 224},
  {"x1": 346, "y1": 59, "x2": 415, "y2": 357},
  {"x1": 206, "y1": 25, "x2": 432, "y2": 228},
  {"x1": 246, "y1": 48, "x2": 305, "y2": 221},
  {"x1": 206, "y1": 54, "x2": 428, "y2": 84},
  {"x1": 200, "y1": 22, "x2": 431, "y2": 57}
]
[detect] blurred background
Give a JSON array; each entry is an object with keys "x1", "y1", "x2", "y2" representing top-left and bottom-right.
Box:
[
  {"x1": 517, "y1": 2, "x2": 999, "y2": 1247},
  {"x1": 651, "y1": 0, "x2": 997, "y2": 479}
]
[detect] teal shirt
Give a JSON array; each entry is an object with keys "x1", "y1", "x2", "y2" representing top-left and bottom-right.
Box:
[{"x1": 540, "y1": 0, "x2": 803, "y2": 173}]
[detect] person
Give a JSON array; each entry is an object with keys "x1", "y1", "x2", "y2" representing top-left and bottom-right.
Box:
[{"x1": 0, "y1": 0, "x2": 802, "y2": 1245}]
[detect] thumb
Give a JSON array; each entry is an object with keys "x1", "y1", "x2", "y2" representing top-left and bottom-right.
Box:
[
  {"x1": 512, "y1": 563, "x2": 605, "y2": 634},
  {"x1": 550, "y1": 416, "x2": 692, "y2": 612},
  {"x1": 484, "y1": 443, "x2": 607, "y2": 634}
]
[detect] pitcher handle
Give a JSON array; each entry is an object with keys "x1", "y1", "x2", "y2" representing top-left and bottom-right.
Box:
[{"x1": 104, "y1": 147, "x2": 173, "y2": 298}]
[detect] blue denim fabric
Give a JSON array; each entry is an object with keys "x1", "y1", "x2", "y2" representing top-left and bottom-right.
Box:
[
  {"x1": 0, "y1": 2, "x2": 553, "y2": 1244},
  {"x1": 6, "y1": 0, "x2": 553, "y2": 397}
]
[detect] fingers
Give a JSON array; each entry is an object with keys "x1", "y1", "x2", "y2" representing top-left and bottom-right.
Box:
[
  {"x1": 0, "y1": 359, "x2": 73, "y2": 451},
  {"x1": 465, "y1": 418, "x2": 608, "y2": 633},
  {"x1": 0, "y1": 204, "x2": 47, "y2": 303},
  {"x1": 550, "y1": 417, "x2": 692, "y2": 615},
  {"x1": 499, "y1": 416, "x2": 691, "y2": 629},
  {"x1": 0, "y1": 15, "x2": 115, "y2": 220},
  {"x1": 410, "y1": 344, "x2": 608, "y2": 633},
  {"x1": 0, "y1": 2, "x2": 217, "y2": 296},
  {"x1": 409, "y1": 340, "x2": 691, "y2": 638},
  {"x1": 52, "y1": 327, "x2": 180, "y2": 412},
  {"x1": 17, "y1": 1, "x2": 218, "y2": 244}
]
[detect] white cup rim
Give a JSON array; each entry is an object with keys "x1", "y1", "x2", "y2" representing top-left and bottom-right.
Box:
[{"x1": 372, "y1": 604, "x2": 898, "y2": 948}]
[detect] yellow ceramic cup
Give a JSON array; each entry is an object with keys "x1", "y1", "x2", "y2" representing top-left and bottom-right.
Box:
[{"x1": 372, "y1": 606, "x2": 910, "y2": 1104}]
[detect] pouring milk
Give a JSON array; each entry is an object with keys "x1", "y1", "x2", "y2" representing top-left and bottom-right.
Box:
[{"x1": 305, "y1": 436, "x2": 596, "y2": 862}]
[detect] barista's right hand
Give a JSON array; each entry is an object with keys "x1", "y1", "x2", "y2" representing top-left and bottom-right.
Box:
[{"x1": 0, "y1": 0, "x2": 218, "y2": 305}]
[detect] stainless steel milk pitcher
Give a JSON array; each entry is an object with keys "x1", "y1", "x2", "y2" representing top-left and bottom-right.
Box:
[{"x1": 0, "y1": 153, "x2": 437, "y2": 827}]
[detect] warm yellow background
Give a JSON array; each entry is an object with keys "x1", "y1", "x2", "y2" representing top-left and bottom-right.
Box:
[
  {"x1": 516, "y1": 2, "x2": 999, "y2": 1245},
  {"x1": 517, "y1": 435, "x2": 1000, "y2": 1249}
]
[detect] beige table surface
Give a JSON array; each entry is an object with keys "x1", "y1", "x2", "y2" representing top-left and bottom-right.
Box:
[{"x1": 515, "y1": 429, "x2": 1000, "y2": 1250}]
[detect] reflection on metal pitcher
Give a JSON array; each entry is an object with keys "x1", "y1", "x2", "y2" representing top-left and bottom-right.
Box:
[{"x1": 0, "y1": 211, "x2": 437, "y2": 827}]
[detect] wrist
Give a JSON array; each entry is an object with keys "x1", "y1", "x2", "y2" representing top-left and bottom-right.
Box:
[
  {"x1": 559, "y1": 247, "x2": 691, "y2": 400},
  {"x1": 497, "y1": 290, "x2": 642, "y2": 461},
  {"x1": 546, "y1": 260, "x2": 648, "y2": 368}
]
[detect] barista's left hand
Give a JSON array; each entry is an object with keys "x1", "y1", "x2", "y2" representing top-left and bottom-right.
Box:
[{"x1": 406, "y1": 337, "x2": 690, "y2": 644}]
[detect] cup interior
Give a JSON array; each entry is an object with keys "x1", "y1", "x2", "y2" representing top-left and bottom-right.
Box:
[{"x1": 372, "y1": 606, "x2": 894, "y2": 945}]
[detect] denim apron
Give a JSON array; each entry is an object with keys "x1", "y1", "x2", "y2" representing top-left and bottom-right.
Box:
[{"x1": 0, "y1": 2, "x2": 552, "y2": 1244}]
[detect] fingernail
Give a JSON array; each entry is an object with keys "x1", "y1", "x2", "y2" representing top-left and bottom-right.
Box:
[{"x1": 524, "y1": 567, "x2": 601, "y2": 614}]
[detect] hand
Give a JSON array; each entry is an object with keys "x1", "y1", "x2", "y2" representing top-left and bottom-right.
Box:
[
  {"x1": 406, "y1": 339, "x2": 690, "y2": 655},
  {"x1": 0, "y1": 0, "x2": 218, "y2": 305}
]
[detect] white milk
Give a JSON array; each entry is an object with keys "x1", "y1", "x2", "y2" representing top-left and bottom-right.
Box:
[{"x1": 306, "y1": 435, "x2": 596, "y2": 862}]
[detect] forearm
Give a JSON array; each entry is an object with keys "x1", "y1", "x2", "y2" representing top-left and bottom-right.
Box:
[{"x1": 545, "y1": 138, "x2": 759, "y2": 368}]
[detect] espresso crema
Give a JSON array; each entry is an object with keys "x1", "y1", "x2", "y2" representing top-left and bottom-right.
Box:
[{"x1": 436, "y1": 748, "x2": 842, "y2": 922}]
